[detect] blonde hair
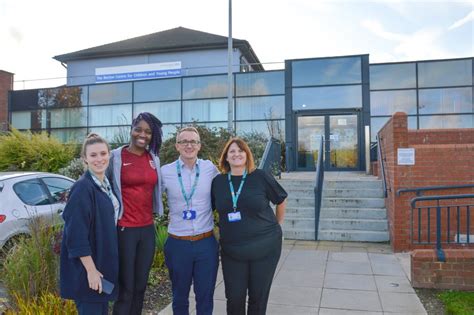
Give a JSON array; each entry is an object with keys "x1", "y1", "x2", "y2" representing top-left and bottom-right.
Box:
[
  {"x1": 176, "y1": 126, "x2": 200, "y2": 142},
  {"x1": 81, "y1": 133, "x2": 110, "y2": 158}
]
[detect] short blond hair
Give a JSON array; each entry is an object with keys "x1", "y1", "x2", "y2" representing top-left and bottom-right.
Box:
[{"x1": 176, "y1": 126, "x2": 200, "y2": 142}]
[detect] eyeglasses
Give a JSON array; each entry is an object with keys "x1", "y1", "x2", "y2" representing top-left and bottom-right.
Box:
[{"x1": 177, "y1": 140, "x2": 201, "y2": 146}]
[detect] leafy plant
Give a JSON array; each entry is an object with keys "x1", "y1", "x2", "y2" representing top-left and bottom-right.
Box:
[
  {"x1": 438, "y1": 290, "x2": 474, "y2": 315},
  {"x1": 0, "y1": 128, "x2": 75, "y2": 172},
  {"x1": 2, "y1": 217, "x2": 60, "y2": 308},
  {"x1": 155, "y1": 225, "x2": 168, "y2": 253},
  {"x1": 5, "y1": 292, "x2": 77, "y2": 315},
  {"x1": 57, "y1": 157, "x2": 85, "y2": 180}
]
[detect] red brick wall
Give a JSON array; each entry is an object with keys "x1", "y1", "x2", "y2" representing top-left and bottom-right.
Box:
[
  {"x1": 378, "y1": 112, "x2": 474, "y2": 252},
  {"x1": 0, "y1": 70, "x2": 14, "y2": 131},
  {"x1": 411, "y1": 249, "x2": 474, "y2": 290}
]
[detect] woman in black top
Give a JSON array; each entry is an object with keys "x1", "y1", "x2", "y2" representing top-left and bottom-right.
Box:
[{"x1": 211, "y1": 137, "x2": 287, "y2": 315}]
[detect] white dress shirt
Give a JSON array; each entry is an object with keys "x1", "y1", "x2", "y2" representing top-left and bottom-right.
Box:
[{"x1": 161, "y1": 158, "x2": 219, "y2": 236}]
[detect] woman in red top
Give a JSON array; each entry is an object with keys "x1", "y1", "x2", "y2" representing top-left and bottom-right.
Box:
[{"x1": 108, "y1": 112, "x2": 164, "y2": 315}]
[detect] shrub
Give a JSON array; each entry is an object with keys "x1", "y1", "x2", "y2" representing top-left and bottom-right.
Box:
[
  {"x1": 5, "y1": 292, "x2": 77, "y2": 315},
  {"x1": 155, "y1": 225, "x2": 168, "y2": 253},
  {"x1": 2, "y1": 217, "x2": 59, "y2": 308},
  {"x1": 58, "y1": 158, "x2": 85, "y2": 180},
  {"x1": 0, "y1": 129, "x2": 75, "y2": 172}
]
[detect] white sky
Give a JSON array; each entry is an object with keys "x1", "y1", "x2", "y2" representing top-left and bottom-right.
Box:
[{"x1": 0, "y1": 0, "x2": 472, "y2": 89}]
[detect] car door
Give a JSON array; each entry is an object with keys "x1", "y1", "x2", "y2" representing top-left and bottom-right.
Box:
[{"x1": 39, "y1": 176, "x2": 74, "y2": 223}]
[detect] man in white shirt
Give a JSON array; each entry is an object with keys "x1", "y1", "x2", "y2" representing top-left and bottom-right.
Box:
[{"x1": 161, "y1": 126, "x2": 219, "y2": 315}]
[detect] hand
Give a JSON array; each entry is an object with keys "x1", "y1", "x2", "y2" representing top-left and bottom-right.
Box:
[{"x1": 87, "y1": 269, "x2": 104, "y2": 293}]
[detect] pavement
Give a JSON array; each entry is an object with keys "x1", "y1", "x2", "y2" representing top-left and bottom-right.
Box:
[{"x1": 158, "y1": 240, "x2": 426, "y2": 315}]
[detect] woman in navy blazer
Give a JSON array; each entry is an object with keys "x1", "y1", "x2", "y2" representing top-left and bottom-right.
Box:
[{"x1": 60, "y1": 133, "x2": 120, "y2": 315}]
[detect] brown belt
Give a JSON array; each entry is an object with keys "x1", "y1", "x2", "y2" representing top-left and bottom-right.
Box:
[{"x1": 168, "y1": 230, "x2": 213, "y2": 242}]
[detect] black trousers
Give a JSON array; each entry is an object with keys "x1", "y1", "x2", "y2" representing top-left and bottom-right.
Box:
[
  {"x1": 221, "y1": 237, "x2": 282, "y2": 315},
  {"x1": 113, "y1": 224, "x2": 155, "y2": 315}
]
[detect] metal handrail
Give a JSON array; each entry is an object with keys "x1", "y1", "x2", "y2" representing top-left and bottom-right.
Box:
[
  {"x1": 377, "y1": 135, "x2": 388, "y2": 198},
  {"x1": 258, "y1": 137, "x2": 281, "y2": 178},
  {"x1": 411, "y1": 194, "x2": 474, "y2": 262},
  {"x1": 314, "y1": 135, "x2": 325, "y2": 240},
  {"x1": 397, "y1": 184, "x2": 474, "y2": 196}
]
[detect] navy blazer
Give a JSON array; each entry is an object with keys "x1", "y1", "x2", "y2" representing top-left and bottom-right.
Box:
[{"x1": 60, "y1": 171, "x2": 119, "y2": 302}]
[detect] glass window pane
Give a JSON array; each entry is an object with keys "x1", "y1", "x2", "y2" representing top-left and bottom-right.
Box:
[
  {"x1": 292, "y1": 57, "x2": 361, "y2": 86},
  {"x1": 419, "y1": 115, "x2": 473, "y2": 129},
  {"x1": 11, "y1": 110, "x2": 46, "y2": 129},
  {"x1": 293, "y1": 85, "x2": 362, "y2": 110},
  {"x1": 162, "y1": 124, "x2": 180, "y2": 140},
  {"x1": 88, "y1": 105, "x2": 132, "y2": 126},
  {"x1": 50, "y1": 128, "x2": 87, "y2": 143},
  {"x1": 41, "y1": 177, "x2": 74, "y2": 203},
  {"x1": 236, "y1": 120, "x2": 285, "y2": 140},
  {"x1": 50, "y1": 108, "x2": 87, "y2": 128},
  {"x1": 10, "y1": 89, "x2": 40, "y2": 111},
  {"x1": 419, "y1": 87, "x2": 473, "y2": 114},
  {"x1": 39, "y1": 86, "x2": 87, "y2": 108},
  {"x1": 13, "y1": 179, "x2": 51, "y2": 206},
  {"x1": 134, "y1": 101, "x2": 181, "y2": 124},
  {"x1": 192, "y1": 122, "x2": 228, "y2": 131},
  {"x1": 89, "y1": 82, "x2": 132, "y2": 105},
  {"x1": 182, "y1": 99, "x2": 228, "y2": 122},
  {"x1": 134, "y1": 78, "x2": 181, "y2": 102},
  {"x1": 370, "y1": 90, "x2": 417, "y2": 116},
  {"x1": 183, "y1": 75, "x2": 227, "y2": 99},
  {"x1": 89, "y1": 126, "x2": 130, "y2": 143},
  {"x1": 236, "y1": 96, "x2": 285, "y2": 120},
  {"x1": 370, "y1": 63, "x2": 416, "y2": 89},
  {"x1": 235, "y1": 71, "x2": 284, "y2": 96},
  {"x1": 418, "y1": 59, "x2": 472, "y2": 87}
]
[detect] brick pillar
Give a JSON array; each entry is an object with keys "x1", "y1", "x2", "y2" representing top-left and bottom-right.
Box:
[{"x1": 0, "y1": 70, "x2": 14, "y2": 131}]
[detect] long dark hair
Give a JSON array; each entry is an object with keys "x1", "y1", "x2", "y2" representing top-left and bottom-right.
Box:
[{"x1": 132, "y1": 112, "x2": 163, "y2": 156}]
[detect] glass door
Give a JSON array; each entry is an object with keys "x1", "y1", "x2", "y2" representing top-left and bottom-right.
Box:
[{"x1": 296, "y1": 113, "x2": 359, "y2": 170}]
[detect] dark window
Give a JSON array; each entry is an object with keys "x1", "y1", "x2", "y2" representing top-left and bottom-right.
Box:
[
  {"x1": 89, "y1": 82, "x2": 132, "y2": 105},
  {"x1": 39, "y1": 87, "x2": 87, "y2": 108},
  {"x1": 235, "y1": 71, "x2": 284, "y2": 96},
  {"x1": 183, "y1": 75, "x2": 227, "y2": 99},
  {"x1": 14, "y1": 179, "x2": 50, "y2": 206},
  {"x1": 9, "y1": 89, "x2": 40, "y2": 111},
  {"x1": 134, "y1": 78, "x2": 181, "y2": 102},
  {"x1": 292, "y1": 57, "x2": 362, "y2": 86},
  {"x1": 292, "y1": 85, "x2": 362, "y2": 110},
  {"x1": 369, "y1": 63, "x2": 416, "y2": 90},
  {"x1": 419, "y1": 87, "x2": 473, "y2": 114},
  {"x1": 418, "y1": 59, "x2": 472, "y2": 88},
  {"x1": 370, "y1": 90, "x2": 417, "y2": 115},
  {"x1": 41, "y1": 177, "x2": 74, "y2": 203},
  {"x1": 236, "y1": 96, "x2": 284, "y2": 120}
]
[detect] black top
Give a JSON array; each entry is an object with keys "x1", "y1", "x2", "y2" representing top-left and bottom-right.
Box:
[{"x1": 211, "y1": 169, "x2": 287, "y2": 245}]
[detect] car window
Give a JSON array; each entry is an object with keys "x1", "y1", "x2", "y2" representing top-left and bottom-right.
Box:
[
  {"x1": 13, "y1": 179, "x2": 51, "y2": 206},
  {"x1": 41, "y1": 177, "x2": 74, "y2": 203}
]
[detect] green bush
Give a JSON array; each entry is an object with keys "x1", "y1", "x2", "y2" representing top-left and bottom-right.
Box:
[
  {"x1": 438, "y1": 290, "x2": 474, "y2": 315},
  {"x1": 2, "y1": 217, "x2": 59, "y2": 308},
  {"x1": 155, "y1": 225, "x2": 168, "y2": 253},
  {"x1": 58, "y1": 158, "x2": 85, "y2": 180},
  {"x1": 5, "y1": 292, "x2": 77, "y2": 315},
  {"x1": 0, "y1": 129, "x2": 75, "y2": 172}
]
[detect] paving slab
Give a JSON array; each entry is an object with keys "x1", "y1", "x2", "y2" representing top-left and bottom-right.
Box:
[
  {"x1": 324, "y1": 273, "x2": 377, "y2": 291},
  {"x1": 379, "y1": 292, "x2": 427, "y2": 314},
  {"x1": 320, "y1": 288, "x2": 382, "y2": 312}
]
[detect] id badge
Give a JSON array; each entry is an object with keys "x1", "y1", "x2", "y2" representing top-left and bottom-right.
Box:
[
  {"x1": 228, "y1": 211, "x2": 241, "y2": 222},
  {"x1": 182, "y1": 209, "x2": 197, "y2": 220}
]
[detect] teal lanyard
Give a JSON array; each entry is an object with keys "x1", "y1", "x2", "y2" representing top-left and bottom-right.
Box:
[
  {"x1": 228, "y1": 170, "x2": 247, "y2": 212},
  {"x1": 176, "y1": 161, "x2": 200, "y2": 210}
]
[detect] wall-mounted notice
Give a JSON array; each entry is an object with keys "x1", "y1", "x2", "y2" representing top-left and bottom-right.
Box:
[
  {"x1": 95, "y1": 61, "x2": 182, "y2": 83},
  {"x1": 397, "y1": 148, "x2": 415, "y2": 165}
]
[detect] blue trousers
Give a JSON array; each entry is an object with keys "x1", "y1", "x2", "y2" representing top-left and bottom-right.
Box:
[
  {"x1": 75, "y1": 300, "x2": 108, "y2": 315},
  {"x1": 164, "y1": 235, "x2": 219, "y2": 315}
]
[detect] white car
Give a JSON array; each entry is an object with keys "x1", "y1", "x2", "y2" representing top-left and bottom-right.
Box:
[{"x1": 0, "y1": 172, "x2": 75, "y2": 249}]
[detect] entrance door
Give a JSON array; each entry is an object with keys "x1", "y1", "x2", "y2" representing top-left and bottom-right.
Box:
[{"x1": 296, "y1": 114, "x2": 359, "y2": 170}]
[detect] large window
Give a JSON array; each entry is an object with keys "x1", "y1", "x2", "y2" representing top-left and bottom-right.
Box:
[
  {"x1": 50, "y1": 128, "x2": 87, "y2": 143},
  {"x1": 134, "y1": 78, "x2": 181, "y2": 102},
  {"x1": 183, "y1": 75, "x2": 227, "y2": 99},
  {"x1": 369, "y1": 63, "x2": 416, "y2": 90},
  {"x1": 11, "y1": 110, "x2": 47, "y2": 129},
  {"x1": 182, "y1": 99, "x2": 228, "y2": 123},
  {"x1": 235, "y1": 71, "x2": 284, "y2": 96},
  {"x1": 89, "y1": 82, "x2": 132, "y2": 105},
  {"x1": 236, "y1": 120, "x2": 285, "y2": 139},
  {"x1": 134, "y1": 101, "x2": 181, "y2": 124},
  {"x1": 236, "y1": 96, "x2": 284, "y2": 120},
  {"x1": 370, "y1": 90, "x2": 417, "y2": 115},
  {"x1": 418, "y1": 59, "x2": 472, "y2": 88},
  {"x1": 419, "y1": 115, "x2": 473, "y2": 129},
  {"x1": 292, "y1": 57, "x2": 361, "y2": 86},
  {"x1": 293, "y1": 85, "x2": 362, "y2": 110},
  {"x1": 50, "y1": 108, "x2": 88, "y2": 128},
  {"x1": 419, "y1": 87, "x2": 473, "y2": 114},
  {"x1": 88, "y1": 105, "x2": 132, "y2": 126}
]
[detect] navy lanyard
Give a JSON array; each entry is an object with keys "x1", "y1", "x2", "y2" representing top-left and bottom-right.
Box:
[
  {"x1": 176, "y1": 161, "x2": 200, "y2": 210},
  {"x1": 228, "y1": 170, "x2": 247, "y2": 212}
]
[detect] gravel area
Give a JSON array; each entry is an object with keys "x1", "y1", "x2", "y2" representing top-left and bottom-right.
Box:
[{"x1": 415, "y1": 288, "x2": 446, "y2": 315}]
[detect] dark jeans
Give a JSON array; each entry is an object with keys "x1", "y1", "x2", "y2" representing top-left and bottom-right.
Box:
[
  {"x1": 113, "y1": 224, "x2": 155, "y2": 315},
  {"x1": 75, "y1": 300, "x2": 108, "y2": 315},
  {"x1": 164, "y1": 235, "x2": 219, "y2": 315},
  {"x1": 221, "y1": 237, "x2": 282, "y2": 315}
]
